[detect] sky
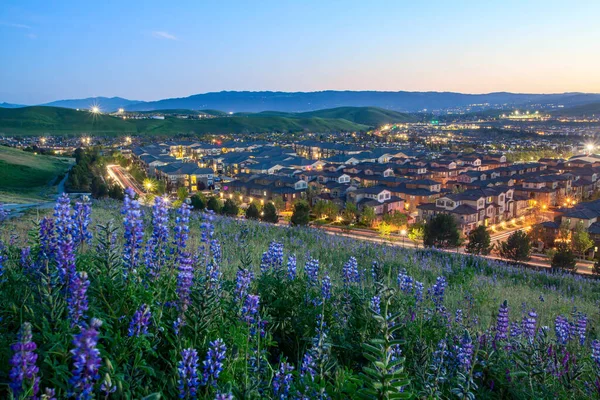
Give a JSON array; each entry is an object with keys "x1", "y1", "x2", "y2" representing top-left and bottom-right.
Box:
[{"x1": 1, "y1": 0, "x2": 600, "y2": 104}]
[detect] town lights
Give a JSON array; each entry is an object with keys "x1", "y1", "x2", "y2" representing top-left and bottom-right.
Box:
[{"x1": 91, "y1": 106, "x2": 100, "y2": 114}]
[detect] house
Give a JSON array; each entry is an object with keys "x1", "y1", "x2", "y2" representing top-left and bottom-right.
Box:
[
  {"x1": 346, "y1": 186, "x2": 404, "y2": 216},
  {"x1": 155, "y1": 163, "x2": 214, "y2": 192}
]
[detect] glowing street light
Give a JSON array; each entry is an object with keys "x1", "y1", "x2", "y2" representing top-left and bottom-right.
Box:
[{"x1": 91, "y1": 106, "x2": 100, "y2": 114}]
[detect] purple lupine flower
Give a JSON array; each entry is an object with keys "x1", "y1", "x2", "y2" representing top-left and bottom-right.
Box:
[
  {"x1": 20, "y1": 246, "x2": 34, "y2": 274},
  {"x1": 70, "y1": 318, "x2": 103, "y2": 400},
  {"x1": 178, "y1": 348, "x2": 200, "y2": 399},
  {"x1": 523, "y1": 310, "x2": 537, "y2": 341},
  {"x1": 457, "y1": 331, "x2": 473, "y2": 372},
  {"x1": 147, "y1": 196, "x2": 170, "y2": 278},
  {"x1": 342, "y1": 256, "x2": 359, "y2": 286},
  {"x1": 370, "y1": 295, "x2": 381, "y2": 314},
  {"x1": 414, "y1": 281, "x2": 424, "y2": 304},
  {"x1": 397, "y1": 269, "x2": 413, "y2": 294},
  {"x1": 9, "y1": 322, "x2": 39, "y2": 399},
  {"x1": 54, "y1": 194, "x2": 76, "y2": 283},
  {"x1": 510, "y1": 322, "x2": 522, "y2": 338},
  {"x1": 128, "y1": 304, "x2": 152, "y2": 337},
  {"x1": 206, "y1": 261, "x2": 222, "y2": 293},
  {"x1": 272, "y1": 361, "x2": 294, "y2": 399},
  {"x1": 122, "y1": 188, "x2": 144, "y2": 276},
  {"x1": 300, "y1": 352, "x2": 316, "y2": 381},
  {"x1": 301, "y1": 315, "x2": 328, "y2": 381},
  {"x1": 72, "y1": 196, "x2": 92, "y2": 248},
  {"x1": 576, "y1": 314, "x2": 587, "y2": 345},
  {"x1": 371, "y1": 260, "x2": 380, "y2": 281},
  {"x1": 286, "y1": 255, "x2": 297, "y2": 280},
  {"x1": 100, "y1": 375, "x2": 117, "y2": 397},
  {"x1": 389, "y1": 344, "x2": 403, "y2": 372},
  {"x1": 241, "y1": 294, "x2": 260, "y2": 326},
  {"x1": 321, "y1": 275, "x2": 331, "y2": 301},
  {"x1": 214, "y1": 393, "x2": 233, "y2": 400},
  {"x1": 210, "y1": 239, "x2": 222, "y2": 264},
  {"x1": 202, "y1": 338, "x2": 226, "y2": 386},
  {"x1": 304, "y1": 258, "x2": 319, "y2": 285},
  {"x1": 429, "y1": 276, "x2": 447, "y2": 310},
  {"x1": 200, "y1": 211, "x2": 215, "y2": 244},
  {"x1": 260, "y1": 241, "x2": 284, "y2": 273},
  {"x1": 39, "y1": 216, "x2": 57, "y2": 260},
  {"x1": 455, "y1": 309, "x2": 464, "y2": 326},
  {"x1": 555, "y1": 315, "x2": 570, "y2": 345},
  {"x1": 176, "y1": 252, "x2": 194, "y2": 313},
  {"x1": 235, "y1": 268, "x2": 254, "y2": 303},
  {"x1": 592, "y1": 340, "x2": 600, "y2": 368},
  {"x1": 41, "y1": 387, "x2": 57, "y2": 400},
  {"x1": 68, "y1": 271, "x2": 90, "y2": 328},
  {"x1": 174, "y1": 203, "x2": 191, "y2": 251},
  {"x1": 495, "y1": 300, "x2": 509, "y2": 341}
]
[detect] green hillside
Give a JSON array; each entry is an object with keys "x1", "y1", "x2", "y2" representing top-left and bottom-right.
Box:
[
  {"x1": 0, "y1": 106, "x2": 370, "y2": 136},
  {"x1": 256, "y1": 106, "x2": 416, "y2": 126},
  {"x1": 0, "y1": 145, "x2": 73, "y2": 203},
  {"x1": 552, "y1": 102, "x2": 600, "y2": 117}
]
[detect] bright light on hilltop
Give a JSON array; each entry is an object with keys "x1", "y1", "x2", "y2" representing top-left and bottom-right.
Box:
[{"x1": 91, "y1": 106, "x2": 100, "y2": 114}]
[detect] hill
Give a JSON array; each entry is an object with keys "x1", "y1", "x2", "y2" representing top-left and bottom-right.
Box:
[
  {"x1": 0, "y1": 106, "x2": 369, "y2": 136},
  {"x1": 0, "y1": 102, "x2": 25, "y2": 109},
  {"x1": 15, "y1": 90, "x2": 600, "y2": 113},
  {"x1": 0, "y1": 145, "x2": 72, "y2": 203},
  {"x1": 552, "y1": 102, "x2": 600, "y2": 117}
]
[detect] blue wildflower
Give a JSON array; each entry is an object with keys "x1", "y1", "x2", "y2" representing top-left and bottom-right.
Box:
[
  {"x1": 69, "y1": 318, "x2": 102, "y2": 400},
  {"x1": 178, "y1": 348, "x2": 199, "y2": 399},
  {"x1": 128, "y1": 304, "x2": 152, "y2": 337},
  {"x1": 9, "y1": 322, "x2": 39, "y2": 399},
  {"x1": 202, "y1": 338, "x2": 226, "y2": 386}
]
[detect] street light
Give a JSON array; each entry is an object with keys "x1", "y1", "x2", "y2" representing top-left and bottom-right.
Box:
[{"x1": 400, "y1": 229, "x2": 407, "y2": 247}]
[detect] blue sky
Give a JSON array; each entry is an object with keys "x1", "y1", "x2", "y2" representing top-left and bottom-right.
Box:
[{"x1": 1, "y1": 0, "x2": 599, "y2": 104}]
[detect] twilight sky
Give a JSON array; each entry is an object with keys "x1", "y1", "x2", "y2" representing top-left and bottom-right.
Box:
[{"x1": 1, "y1": 0, "x2": 600, "y2": 104}]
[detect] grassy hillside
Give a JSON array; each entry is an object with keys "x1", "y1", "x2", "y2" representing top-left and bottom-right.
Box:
[
  {"x1": 0, "y1": 106, "x2": 370, "y2": 136},
  {"x1": 552, "y1": 102, "x2": 600, "y2": 117},
  {"x1": 256, "y1": 106, "x2": 416, "y2": 126},
  {"x1": 0, "y1": 145, "x2": 72, "y2": 203}
]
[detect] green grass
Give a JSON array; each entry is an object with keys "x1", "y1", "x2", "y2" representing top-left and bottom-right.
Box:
[
  {"x1": 0, "y1": 106, "x2": 371, "y2": 136},
  {"x1": 0, "y1": 145, "x2": 72, "y2": 203},
  {"x1": 256, "y1": 106, "x2": 416, "y2": 125}
]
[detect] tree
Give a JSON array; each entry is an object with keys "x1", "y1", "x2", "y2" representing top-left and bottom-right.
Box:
[
  {"x1": 291, "y1": 201, "x2": 310, "y2": 226},
  {"x1": 571, "y1": 221, "x2": 593, "y2": 258},
  {"x1": 551, "y1": 242, "x2": 577, "y2": 273},
  {"x1": 245, "y1": 203, "x2": 260, "y2": 220},
  {"x1": 383, "y1": 211, "x2": 408, "y2": 232},
  {"x1": 593, "y1": 255, "x2": 600, "y2": 275},
  {"x1": 177, "y1": 187, "x2": 189, "y2": 203},
  {"x1": 423, "y1": 214, "x2": 461, "y2": 249},
  {"x1": 499, "y1": 230, "x2": 532, "y2": 262},
  {"x1": 222, "y1": 198, "x2": 239, "y2": 216},
  {"x1": 108, "y1": 184, "x2": 124, "y2": 200},
  {"x1": 465, "y1": 225, "x2": 491, "y2": 255},
  {"x1": 360, "y1": 207, "x2": 376, "y2": 227},
  {"x1": 378, "y1": 221, "x2": 392, "y2": 239},
  {"x1": 408, "y1": 224, "x2": 425, "y2": 248},
  {"x1": 342, "y1": 202, "x2": 359, "y2": 225},
  {"x1": 206, "y1": 196, "x2": 222, "y2": 213},
  {"x1": 272, "y1": 196, "x2": 286, "y2": 212},
  {"x1": 313, "y1": 200, "x2": 328, "y2": 219},
  {"x1": 262, "y1": 202, "x2": 279, "y2": 223},
  {"x1": 190, "y1": 194, "x2": 206, "y2": 210}
]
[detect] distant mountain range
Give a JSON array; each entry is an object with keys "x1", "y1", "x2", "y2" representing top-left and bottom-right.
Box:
[
  {"x1": 3, "y1": 91, "x2": 600, "y2": 114},
  {"x1": 0, "y1": 105, "x2": 415, "y2": 136}
]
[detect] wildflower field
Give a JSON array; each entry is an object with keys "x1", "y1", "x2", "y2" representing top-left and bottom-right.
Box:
[{"x1": 1, "y1": 191, "x2": 600, "y2": 399}]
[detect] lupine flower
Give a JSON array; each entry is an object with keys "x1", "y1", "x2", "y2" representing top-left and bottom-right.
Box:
[
  {"x1": 9, "y1": 322, "x2": 39, "y2": 399},
  {"x1": 41, "y1": 387, "x2": 57, "y2": 400},
  {"x1": 414, "y1": 281, "x2": 424, "y2": 304},
  {"x1": 178, "y1": 348, "x2": 199, "y2": 399},
  {"x1": 202, "y1": 338, "x2": 226, "y2": 386},
  {"x1": 176, "y1": 253, "x2": 194, "y2": 312},
  {"x1": 146, "y1": 196, "x2": 170, "y2": 278},
  {"x1": 576, "y1": 314, "x2": 587, "y2": 345},
  {"x1": 100, "y1": 374, "x2": 117, "y2": 397},
  {"x1": 214, "y1": 393, "x2": 233, "y2": 400},
  {"x1": 592, "y1": 340, "x2": 600, "y2": 368},
  {"x1": 371, "y1": 260, "x2": 381, "y2": 282},
  {"x1": 495, "y1": 300, "x2": 509, "y2": 341},
  {"x1": 389, "y1": 344, "x2": 403, "y2": 372},
  {"x1": 261, "y1": 241, "x2": 284, "y2": 273},
  {"x1": 72, "y1": 196, "x2": 92, "y2": 247},
  {"x1": 210, "y1": 239, "x2": 222, "y2": 264},
  {"x1": 321, "y1": 274, "x2": 331, "y2": 301},
  {"x1": 523, "y1": 310, "x2": 537, "y2": 341},
  {"x1": 241, "y1": 294, "x2": 260, "y2": 326},
  {"x1": 235, "y1": 268, "x2": 254, "y2": 303},
  {"x1": 457, "y1": 331, "x2": 473, "y2": 372},
  {"x1": 286, "y1": 255, "x2": 297, "y2": 280},
  {"x1": 272, "y1": 361, "x2": 294, "y2": 399},
  {"x1": 174, "y1": 203, "x2": 191, "y2": 251},
  {"x1": 429, "y1": 276, "x2": 447, "y2": 310},
  {"x1": 39, "y1": 216, "x2": 57, "y2": 260},
  {"x1": 122, "y1": 188, "x2": 144, "y2": 276},
  {"x1": 200, "y1": 211, "x2": 215, "y2": 244},
  {"x1": 342, "y1": 256, "x2": 359, "y2": 285},
  {"x1": 555, "y1": 315, "x2": 570, "y2": 345},
  {"x1": 70, "y1": 318, "x2": 103, "y2": 400},
  {"x1": 54, "y1": 194, "x2": 76, "y2": 283},
  {"x1": 510, "y1": 322, "x2": 522, "y2": 338},
  {"x1": 304, "y1": 258, "x2": 320, "y2": 285},
  {"x1": 397, "y1": 269, "x2": 414, "y2": 294},
  {"x1": 128, "y1": 304, "x2": 152, "y2": 337},
  {"x1": 20, "y1": 246, "x2": 32, "y2": 272},
  {"x1": 68, "y1": 271, "x2": 90, "y2": 328},
  {"x1": 455, "y1": 309, "x2": 464, "y2": 326},
  {"x1": 370, "y1": 295, "x2": 381, "y2": 314},
  {"x1": 301, "y1": 315, "x2": 328, "y2": 381},
  {"x1": 206, "y1": 261, "x2": 222, "y2": 293}
]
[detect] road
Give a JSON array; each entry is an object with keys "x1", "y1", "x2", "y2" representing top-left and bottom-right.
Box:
[
  {"x1": 313, "y1": 224, "x2": 595, "y2": 276},
  {"x1": 106, "y1": 164, "x2": 146, "y2": 197}
]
